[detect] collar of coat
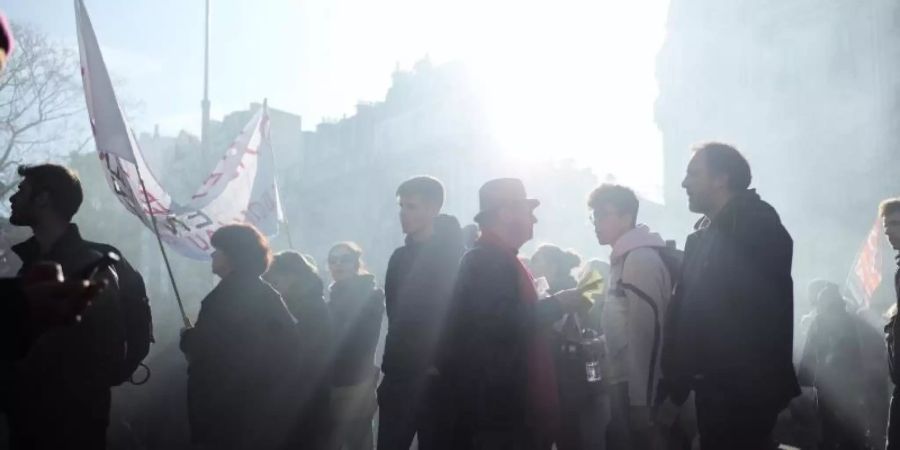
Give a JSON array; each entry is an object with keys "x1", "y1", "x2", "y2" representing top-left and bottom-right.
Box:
[
  {"x1": 12, "y1": 223, "x2": 84, "y2": 266},
  {"x1": 475, "y1": 229, "x2": 519, "y2": 256},
  {"x1": 694, "y1": 189, "x2": 762, "y2": 232}
]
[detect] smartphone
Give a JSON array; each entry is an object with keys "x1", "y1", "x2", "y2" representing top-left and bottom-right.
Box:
[
  {"x1": 67, "y1": 251, "x2": 121, "y2": 324},
  {"x1": 79, "y1": 251, "x2": 121, "y2": 282}
]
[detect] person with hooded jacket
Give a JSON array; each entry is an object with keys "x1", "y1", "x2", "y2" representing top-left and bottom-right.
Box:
[
  {"x1": 662, "y1": 143, "x2": 799, "y2": 450},
  {"x1": 326, "y1": 242, "x2": 385, "y2": 450},
  {"x1": 587, "y1": 184, "x2": 672, "y2": 450},
  {"x1": 378, "y1": 176, "x2": 464, "y2": 450}
]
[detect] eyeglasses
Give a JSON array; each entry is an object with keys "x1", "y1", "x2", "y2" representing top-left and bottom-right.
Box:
[{"x1": 588, "y1": 208, "x2": 615, "y2": 224}]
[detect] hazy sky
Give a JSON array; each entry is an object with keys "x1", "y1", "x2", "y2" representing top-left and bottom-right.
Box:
[{"x1": 6, "y1": 0, "x2": 670, "y2": 199}]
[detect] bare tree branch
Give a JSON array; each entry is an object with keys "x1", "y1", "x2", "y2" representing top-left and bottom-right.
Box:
[{"x1": 0, "y1": 23, "x2": 89, "y2": 192}]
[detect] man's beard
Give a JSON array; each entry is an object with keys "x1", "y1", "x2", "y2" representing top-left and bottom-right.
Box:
[{"x1": 8, "y1": 210, "x2": 28, "y2": 226}]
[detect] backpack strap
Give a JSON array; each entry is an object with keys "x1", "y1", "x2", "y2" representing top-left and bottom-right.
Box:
[
  {"x1": 616, "y1": 279, "x2": 661, "y2": 410},
  {"x1": 616, "y1": 247, "x2": 665, "y2": 410}
]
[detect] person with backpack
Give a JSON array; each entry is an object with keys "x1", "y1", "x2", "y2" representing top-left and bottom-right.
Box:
[
  {"x1": 5, "y1": 164, "x2": 126, "y2": 450},
  {"x1": 84, "y1": 240, "x2": 152, "y2": 386},
  {"x1": 587, "y1": 183, "x2": 673, "y2": 450}
]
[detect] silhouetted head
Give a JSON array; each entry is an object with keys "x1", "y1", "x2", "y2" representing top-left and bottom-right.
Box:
[
  {"x1": 816, "y1": 282, "x2": 847, "y2": 314},
  {"x1": 881, "y1": 198, "x2": 900, "y2": 251},
  {"x1": 328, "y1": 241, "x2": 366, "y2": 283},
  {"x1": 396, "y1": 176, "x2": 444, "y2": 241},
  {"x1": 210, "y1": 224, "x2": 272, "y2": 278},
  {"x1": 265, "y1": 250, "x2": 323, "y2": 298},
  {"x1": 9, "y1": 164, "x2": 83, "y2": 228},
  {"x1": 531, "y1": 244, "x2": 581, "y2": 285},
  {"x1": 682, "y1": 142, "x2": 751, "y2": 216},
  {"x1": 588, "y1": 183, "x2": 639, "y2": 246},
  {"x1": 474, "y1": 178, "x2": 540, "y2": 251}
]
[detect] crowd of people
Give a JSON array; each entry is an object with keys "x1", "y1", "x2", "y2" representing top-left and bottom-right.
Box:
[
  {"x1": 3, "y1": 8, "x2": 900, "y2": 450},
  {"x1": 0, "y1": 142, "x2": 899, "y2": 450}
]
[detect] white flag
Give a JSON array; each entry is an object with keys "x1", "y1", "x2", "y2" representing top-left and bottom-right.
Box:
[
  {"x1": 76, "y1": 0, "x2": 283, "y2": 260},
  {"x1": 75, "y1": 0, "x2": 136, "y2": 164}
]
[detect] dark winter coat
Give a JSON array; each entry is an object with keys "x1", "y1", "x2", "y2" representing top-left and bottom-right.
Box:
[
  {"x1": 10, "y1": 224, "x2": 126, "y2": 449},
  {"x1": 381, "y1": 214, "x2": 464, "y2": 380},
  {"x1": 181, "y1": 273, "x2": 301, "y2": 449},
  {"x1": 283, "y1": 276, "x2": 332, "y2": 398},
  {"x1": 280, "y1": 276, "x2": 333, "y2": 448},
  {"x1": 328, "y1": 273, "x2": 385, "y2": 387},
  {"x1": 661, "y1": 189, "x2": 800, "y2": 410},
  {"x1": 887, "y1": 256, "x2": 900, "y2": 385},
  {"x1": 441, "y1": 237, "x2": 564, "y2": 433}
]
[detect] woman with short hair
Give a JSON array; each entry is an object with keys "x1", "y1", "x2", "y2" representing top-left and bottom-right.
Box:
[{"x1": 180, "y1": 224, "x2": 301, "y2": 450}]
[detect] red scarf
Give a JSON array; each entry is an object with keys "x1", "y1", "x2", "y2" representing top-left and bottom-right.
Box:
[{"x1": 479, "y1": 232, "x2": 560, "y2": 436}]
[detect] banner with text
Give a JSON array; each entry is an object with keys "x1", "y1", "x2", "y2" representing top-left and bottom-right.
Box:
[{"x1": 76, "y1": 0, "x2": 282, "y2": 260}]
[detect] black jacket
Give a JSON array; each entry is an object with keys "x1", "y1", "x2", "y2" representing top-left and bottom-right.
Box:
[
  {"x1": 181, "y1": 273, "x2": 301, "y2": 449},
  {"x1": 888, "y1": 256, "x2": 900, "y2": 385},
  {"x1": 281, "y1": 276, "x2": 333, "y2": 448},
  {"x1": 284, "y1": 284, "x2": 334, "y2": 391},
  {"x1": 283, "y1": 276, "x2": 332, "y2": 400},
  {"x1": 9, "y1": 224, "x2": 126, "y2": 448},
  {"x1": 329, "y1": 273, "x2": 385, "y2": 387},
  {"x1": 441, "y1": 238, "x2": 563, "y2": 432},
  {"x1": 661, "y1": 190, "x2": 800, "y2": 409},
  {"x1": 382, "y1": 214, "x2": 464, "y2": 379}
]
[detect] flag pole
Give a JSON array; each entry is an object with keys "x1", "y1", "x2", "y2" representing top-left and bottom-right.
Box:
[
  {"x1": 76, "y1": 0, "x2": 190, "y2": 328},
  {"x1": 132, "y1": 153, "x2": 192, "y2": 329},
  {"x1": 200, "y1": 0, "x2": 211, "y2": 160},
  {"x1": 261, "y1": 99, "x2": 295, "y2": 250}
]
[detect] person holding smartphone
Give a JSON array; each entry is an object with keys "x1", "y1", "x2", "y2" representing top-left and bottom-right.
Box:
[{"x1": 4, "y1": 164, "x2": 126, "y2": 450}]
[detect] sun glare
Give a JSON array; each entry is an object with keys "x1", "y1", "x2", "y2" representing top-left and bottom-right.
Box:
[{"x1": 418, "y1": 0, "x2": 669, "y2": 201}]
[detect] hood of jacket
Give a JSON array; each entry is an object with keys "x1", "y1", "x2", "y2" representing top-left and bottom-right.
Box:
[
  {"x1": 404, "y1": 213, "x2": 463, "y2": 249},
  {"x1": 610, "y1": 224, "x2": 666, "y2": 263}
]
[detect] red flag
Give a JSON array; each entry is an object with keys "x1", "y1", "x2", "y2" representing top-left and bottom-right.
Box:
[{"x1": 847, "y1": 218, "x2": 884, "y2": 307}]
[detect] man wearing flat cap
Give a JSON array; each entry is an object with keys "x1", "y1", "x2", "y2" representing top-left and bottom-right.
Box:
[{"x1": 440, "y1": 178, "x2": 587, "y2": 450}]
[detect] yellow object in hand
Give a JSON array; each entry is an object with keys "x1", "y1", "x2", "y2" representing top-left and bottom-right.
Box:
[{"x1": 577, "y1": 269, "x2": 605, "y2": 303}]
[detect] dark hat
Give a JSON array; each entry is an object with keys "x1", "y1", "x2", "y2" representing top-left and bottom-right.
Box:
[{"x1": 474, "y1": 178, "x2": 540, "y2": 223}]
